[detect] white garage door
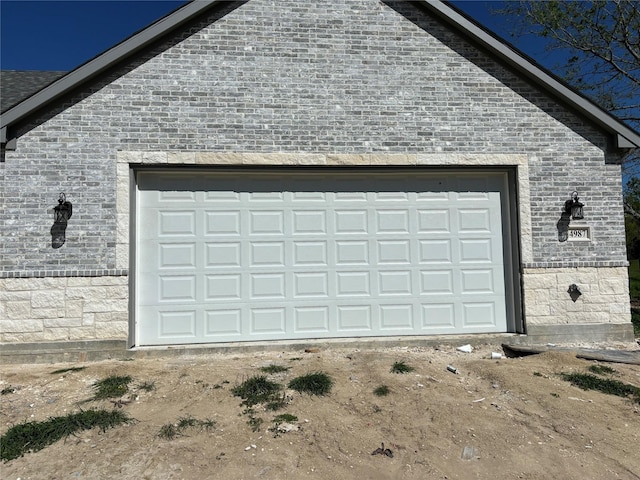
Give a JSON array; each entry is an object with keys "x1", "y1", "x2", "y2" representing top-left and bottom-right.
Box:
[{"x1": 136, "y1": 171, "x2": 508, "y2": 346}]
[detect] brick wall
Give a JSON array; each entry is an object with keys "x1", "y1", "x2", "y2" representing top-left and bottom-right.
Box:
[{"x1": 2, "y1": 0, "x2": 627, "y2": 274}]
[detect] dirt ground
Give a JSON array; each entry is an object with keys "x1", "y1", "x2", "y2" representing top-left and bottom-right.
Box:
[{"x1": 1, "y1": 342, "x2": 639, "y2": 480}]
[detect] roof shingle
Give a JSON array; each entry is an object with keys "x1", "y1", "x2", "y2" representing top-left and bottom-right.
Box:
[{"x1": 1, "y1": 70, "x2": 67, "y2": 113}]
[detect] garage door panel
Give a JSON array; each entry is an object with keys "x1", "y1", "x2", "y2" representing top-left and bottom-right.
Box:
[
  {"x1": 206, "y1": 211, "x2": 241, "y2": 236},
  {"x1": 137, "y1": 308, "x2": 198, "y2": 339},
  {"x1": 249, "y1": 211, "x2": 284, "y2": 235},
  {"x1": 458, "y1": 208, "x2": 492, "y2": 233},
  {"x1": 206, "y1": 274, "x2": 242, "y2": 300},
  {"x1": 294, "y1": 272, "x2": 329, "y2": 298},
  {"x1": 417, "y1": 209, "x2": 450, "y2": 233},
  {"x1": 374, "y1": 191, "x2": 410, "y2": 201},
  {"x1": 205, "y1": 309, "x2": 242, "y2": 337},
  {"x1": 378, "y1": 271, "x2": 412, "y2": 296},
  {"x1": 251, "y1": 307, "x2": 287, "y2": 334},
  {"x1": 294, "y1": 306, "x2": 330, "y2": 333},
  {"x1": 419, "y1": 239, "x2": 452, "y2": 263},
  {"x1": 204, "y1": 190, "x2": 241, "y2": 202},
  {"x1": 335, "y1": 210, "x2": 368, "y2": 233},
  {"x1": 293, "y1": 210, "x2": 327, "y2": 234},
  {"x1": 159, "y1": 275, "x2": 197, "y2": 302},
  {"x1": 249, "y1": 191, "x2": 284, "y2": 202},
  {"x1": 460, "y1": 269, "x2": 496, "y2": 293},
  {"x1": 337, "y1": 305, "x2": 373, "y2": 331},
  {"x1": 336, "y1": 240, "x2": 369, "y2": 265},
  {"x1": 417, "y1": 189, "x2": 449, "y2": 201},
  {"x1": 250, "y1": 242, "x2": 285, "y2": 267},
  {"x1": 380, "y1": 304, "x2": 414, "y2": 329},
  {"x1": 420, "y1": 270, "x2": 454, "y2": 294},
  {"x1": 250, "y1": 273, "x2": 286, "y2": 299},
  {"x1": 160, "y1": 243, "x2": 197, "y2": 268},
  {"x1": 459, "y1": 239, "x2": 493, "y2": 263},
  {"x1": 206, "y1": 242, "x2": 241, "y2": 268},
  {"x1": 294, "y1": 241, "x2": 328, "y2": 265},
  {"x1": 138, "y1": 273, "x2": 197, "y2": 306},
  {"x1": 376, "y1": 210, "x2": 410, "y2": 234},
  {"x1": 462, "y1": 302, "x2": 498, "y2": 327},
  {"x1": 377, "y1": 240, "x2": 411, "y2": 264},
  {"x1": 292, "y1": 191, "x2": 326, "y2": 201},
  {"x1": 159, "y1": 190, "x2": 196, "y2": 202},
  {"x1": 421, "y1": 303, "x2": 456, "y2": 329},
  {"x1": 159, "y1": 311, "x2": 197, "y2": 338},
  {"x1": 137, "y1": 171, "x2": 509, "y2": 345},
  {"x1": 138, "y1": 241, "x2": 198, "y2": 273},
  {"x1": 335, "y1": 191, "x2": 367, "y2": 202},
  {"x1": 157, "y1": 211, "x2": 196, "y2": 236}
]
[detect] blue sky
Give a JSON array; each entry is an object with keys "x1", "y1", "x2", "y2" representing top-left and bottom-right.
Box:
[
  {"x1": 0, "y1": 1, "x2": 188, "y2": 71},
  {"x1": 0, "y1": 1, "x2": 551, "y2": 72}
]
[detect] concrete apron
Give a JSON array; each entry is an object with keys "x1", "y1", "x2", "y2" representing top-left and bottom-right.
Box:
[{"x1": 0, "y1": 324, "x2": 635, "y2": 365}]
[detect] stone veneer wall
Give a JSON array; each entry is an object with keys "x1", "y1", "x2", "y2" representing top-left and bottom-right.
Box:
[
  {"x1": 522, "y1": 267, "x2": 631, "y2": 326},
  {"x1": 0, "y1": 276, "x2": 128, "y2": 343}
]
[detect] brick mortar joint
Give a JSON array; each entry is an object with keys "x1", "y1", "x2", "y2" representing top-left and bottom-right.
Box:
[{"x1": 1, "y1": 270, "x2": 129, "y2": 279}]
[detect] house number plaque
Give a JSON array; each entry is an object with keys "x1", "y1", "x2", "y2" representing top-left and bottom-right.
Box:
[{"x1": 567, "y1": 226, "x2": 590, "y2": 241}]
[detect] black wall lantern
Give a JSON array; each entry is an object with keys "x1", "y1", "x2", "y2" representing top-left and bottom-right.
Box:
[
  {"x1": 564, "y1": 191, "x2": 584, "y2": 220},
  {"x1": 51, "y1": 192, "x2": 72, "y2": 249},
  {"x1": 567, "y1": 284, "x2": 582, "y2": 302}
]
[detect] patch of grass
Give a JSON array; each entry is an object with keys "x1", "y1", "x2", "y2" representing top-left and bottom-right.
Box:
[
  {"x1": 260, "y1": 364, "x2": 291, "y2": 374},
  {"x1": 158, "y1": 423, "x2": 179, "y2": 440},
  {"x1": 533, "y1": 371, "x2": 543, "y2": 377},
  {"x1": 1, "y1": 386, "x2": 16, "y2": 395},
  {"x1": 273, "y1": 413, "x2": 298, "y2": 423},
  {"x1": 373, "y1": 385, "x2": 390, "y2": 396},
  {"x1": 50, "y1": 366, "x2": 86, "y2": 375},
  {"x1": 560, "y1": 372, "x2": 640, "y2": 403},
  {"x1": 232, "y1": 376, "x2": 285, "y2": 433},
  {"x1": 201, "y1": 418, "x2": 216, "y2": 430},
  {"x1": 550, "y1": 392, "x2": 560, "y2": 398},
  {"x1": 232, "y1": 375, "x2": 282, "y2": 407},
  {"x1": 158, "y1": 415, "x2": 215, "y2": 440},
  {"x1": 92, "y1": 375, "x2": 132, "y2": 400},
  {"x1": 588, "y1": 365, "x2": 617, "y2": 376},
  {"x1": 244, "y1": 408, "x2": 264, "y2": 432},
  {"x1": 0, "y1": 409, "x2": 131, "y2": 461},
  {"x1": 176, "y1": 416, "x2": 198, "y2": 430},
  {"x1": 265, "y1": 393, "x2": 288, "y2": 411},
  {"x1": 288, "y1": 372, "x2": 333, "y2": 396},
  {"x1": 289, "y1": 357, "x2": 303, "y2": 362},
  {"x1": 137, "y1": 381, "x2": 156, "y2": 392},
  {"x1": 390, "y1": 361, "x2": 414, "y2": 374}
]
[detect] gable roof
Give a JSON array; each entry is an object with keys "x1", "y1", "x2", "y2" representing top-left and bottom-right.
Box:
[
  {"x1": 1, "y1": 70, "x2": 67, "y2": 113},
  {"x1": 2, "y1": 0, "x2": 639, "y2": 150}
]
